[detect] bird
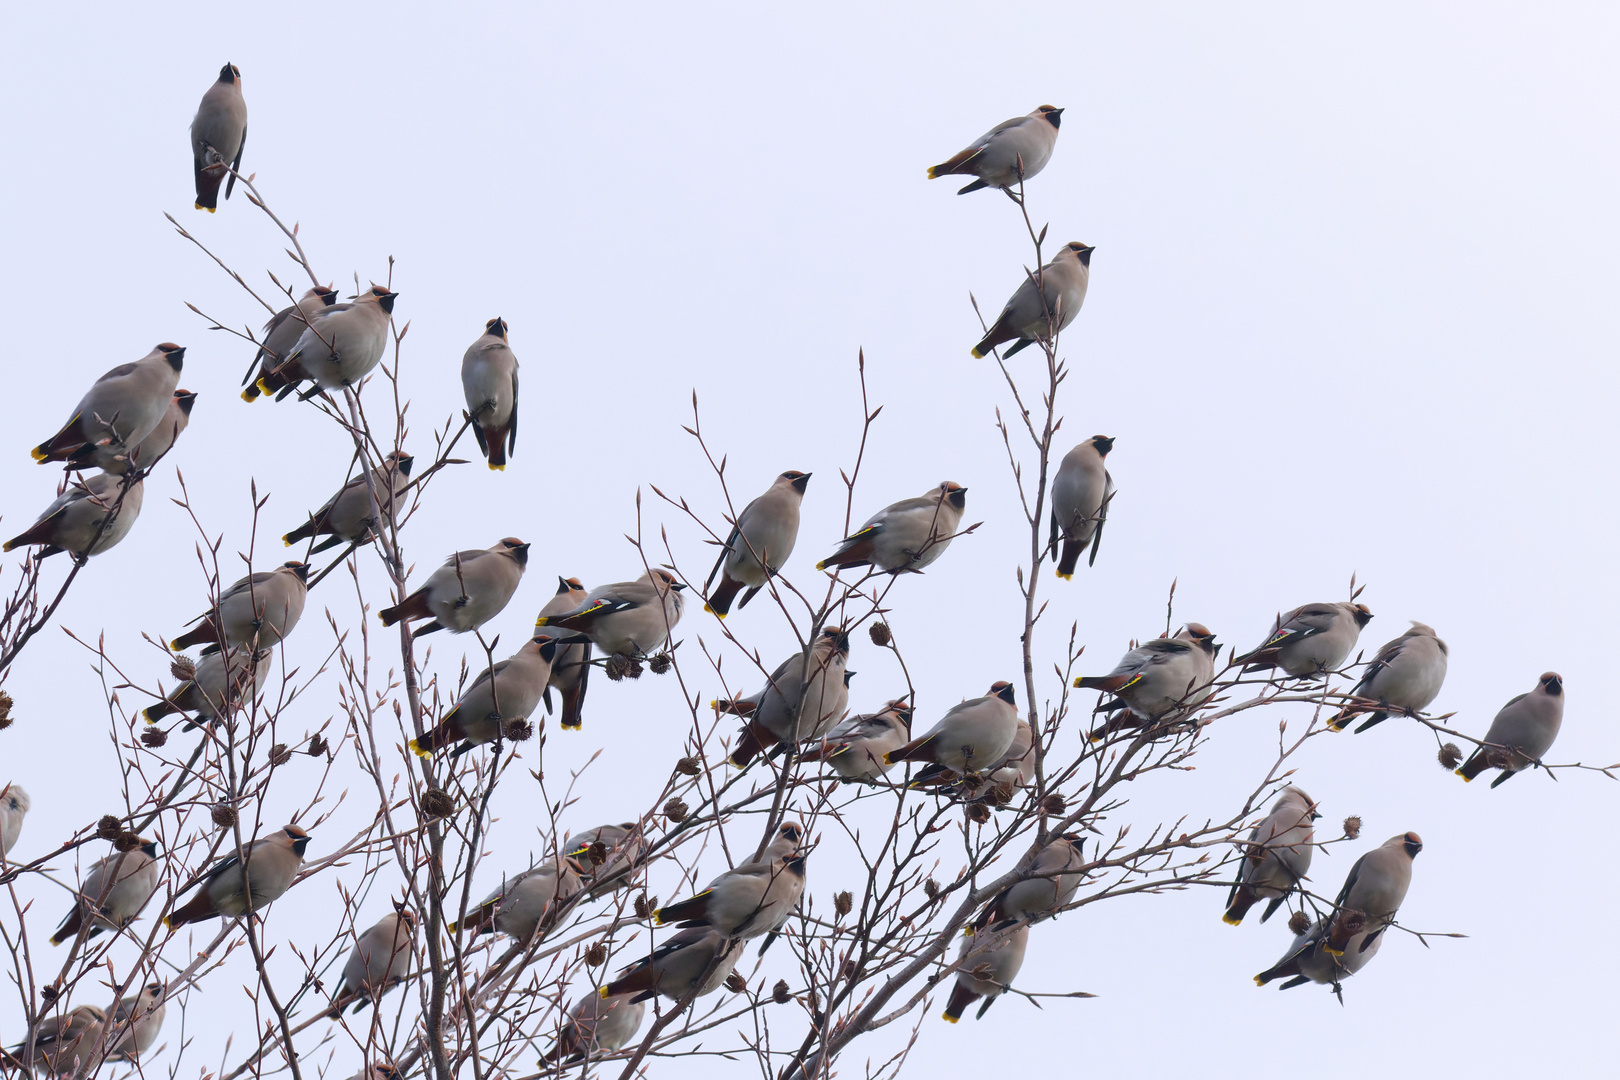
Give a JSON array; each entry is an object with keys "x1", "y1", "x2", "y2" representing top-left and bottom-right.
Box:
[
  {"x1": 799, "y1": 699, "x2": 913, "y2": 781},
  {"x1": 1329, "y1": 622, "x2": 1449, "y2": 732},
  {"x1": 255, "y1": 285, "x2": 398, "y2": 400},
  {"x1": 971, "y1": 834, "x2": 1084, "y2": 934},
  {"x1": 346, "y1": 1065, "x2": 401, "y2": 1080},
  {"x1": 562, "y1": 822, "x2": 648, "y2": 898},
  {"x1": 907, "y1": 716, "x2": 1034, "y2": 798},
  {"x1": 1457, "y1": 673, "x2": 1565, "y2": 786},
  {"x1": 335, "y1": 903, "x2": 417, "y2": 1013},
  {"x1": 32, "y1": 344, "x2": 185, "y2": 465},
  {"x1": 50, "y1": 839, "x2": 162, "y2": 945},
  {"x1": 541, "y1": 991, "x2": 646, "y2": 1064},
  {"x1": 407, "y1": 635, "x2": 558, "y2": 757},
  {"x1": 652, "y1": 822, "x2": 806, "y2": 940},
  {"x1": 534, "y1": 569, "x2": 686, "y2": 658},
  {"x1": 105, "y1": 982, "x2": 166, "y2": 1063},
  {"x1": 3, "y1": 472, "x2": 144, "y2": 559},
  {"x1": 282, "y1": 451, "x2": 414, "y2": 554},
  {"x1": 1221, "y1": 786, "x2": 1318, "y2": 925},
  {"x1": 462, "y1": 317, "x2": 519, "y2": 470},
  {"x1": 704, "y1": 470, "x2": 810, "y2": 617},
  {"x1": 538, "y1": 577, "x2": 593, "y2": 729},
  {"x1": 726, "y1": 627, "x2": 852, "y2": 767},
  {"x1": 1254, "y1": 915, "x2": 1383, "y2": 996},
  {"x1": 162, "y1": 824, "x2": 310, "y2": 927},
  {"x1": 378, "y1": 537, "x2": 529, "y2": 637},
  {"x1": 1049, "y1": 435, "x2": 1114, "y2": 578},
  {"x1": 1321, "y1": 832, "x2": 1421, "y2": 957},
  {"x1": 92, "y1": 389, "x2": 195, "y2": 474},
  {"x1": 143, "y1": 647, "x2": 272, "y2": 729},
  {"x1": 1239, "y1": 602, "x2": 1373, "y2": 678},
  {"x1": 453, "y1": 854, "x2": 581, "y2": 942},
  {"x1": 191, "y1": 62, "x2": 246, "y2": 212},
  {"x1": 242, "y1": 286, "x2": 340, "y2": 401},
  {"x1": 169, "y1": 561, "x2": 309, "y2": 653},
  {"x1": 3, "y1": 1004, "x2": 108, "y2": 1075},
  {"x1": 971, "y1": 243, "x2": 1093, "y2": 358},
  {"x1": 886, "y1": 682, "x2": 1019, "y2": 775},
  {"x1": 597, "y1": 926, "x2": 744, "y2": 1004},
  {"x1": 818, "y1": 482, "x2": 968, "y2": 574},
  {"x1": 942, "y1": 923, "x2": 1028, "y2": 1023},
  {"x1": 928, "y1": 106, "x2": 1064, "y2": 194},
  {"x1": 0, "y1": 784, "x2": 30, "y2": 859},
  {"x1": 1075, "y1": 623, "x2": 1219, "y2": 737}
]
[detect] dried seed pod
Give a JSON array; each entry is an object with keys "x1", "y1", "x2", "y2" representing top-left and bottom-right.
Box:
[
  {"x1": 97, "y1": 815, "x2": 123, "y2": 840},
  {"x1": 0, "y1": 691, "x2": 11, "y2": 731},
  {"x1": 211, "y1": 804, "x2": 239, "y2": 829},
  {"x1": 966, "y1": 803, "x2": 992, "y2": 825},
  {"x1": 724, "y1": 971, "x2": 747, "y2": 993},
  {"x1": 624, "y1": 657, "x2": 645, "y2": 680},
  {"x1": 585, "y1": 942, "x2": 608, "y2": 967},
  {"x1": 420, "y1": 788, "x2": 455, "y2": 820},
  {"x1": 588, "y1": 840, "x2": 609, "y2": 867},
  {"x1": 834, "y1": 891, "x2": 853, "y2": 917},
  {"x1": 634, "y1": 894, "x2": 657, "y2": 920},
  {"x1": 1342, "y1": 815, "x2": 1362, "y2": 840},
  {"x1": 648, "y1": 653, "x2": 672, "y2": 675},
  {"x1": 308, "y1": 734, "x2": 329, "y2": 757},
  {"x1": 169, "y1": 654, "x2": 197, "y2": 682},
  {"x1": 1487, "y1": 745, "x2": 1515, "y2": 770},
  {"x1": 1287, "y1": 909, "x2": 1311, "y2": 936},
  {"x1": 1338, "y1": 909, "x2": 1368, "y2": 936},
  {"x1": 112, "y1": 832, "x2": 142, "y2": 853},
  {"x1": 40, "y1": 985, "x2": 58, "y2": 1004},
  {"x1": 604, "y1": 654, "x2": 630, "y2": 681},
  {"x1": 140, "y1": 727, "x2": 168, "y2": 748},
  {"x1": 924, "y1": 878, "x2": 940, "y2": 900},
  {"x1": 1438, "y1": 743, "x2": 1462, "y2": 771},
  {"x1": 868, "y1": 622, "x2": 892, "y2": 647},
  {"x1": 1040, "y1": 793, "x2": 1066, "y2": 816},
  {"x1": 772, "y1": 979, "x2": 791, "y2": 1004},
  {"x1": 503, "y1": 718, "x2": 534, "y2": 742},
  {"x1": 663, "y1": 797, "x2": 689, "y2": 824},
  {"x1": 269, "y1": 743, "x2": 292, "y2": 766},
  {"x1": 675, "y1": 756, "x2": 702, "y2": 776}
]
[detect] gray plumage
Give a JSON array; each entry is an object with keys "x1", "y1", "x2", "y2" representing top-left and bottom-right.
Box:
[
  {"x1": 535, "y1": 569, "x2": 686, "y2": 657},
  {"x1": 94, "y1": 389, "x2": 195, "y2": 474},
  {"x1": 32, "y1": 344, "x2": 185, "y2": 466},
  {"x1": 928, "y1": 105, "x2": 1063, "y2": 194},
  {"x1": 409, "y1": 636, "x2": 558, "y2": 757},
  {"x1": 258, "y1": 286, "x2": 398, "y2": 399},
  {"x1": 543, "y1": 991, "x2": 646, "y2": 1063},
  {"x1": 143, "y1": 646, "x2": 272, "y2": 729},
  {"x1": 282, "y1": 451, "x2": 413, "y2": 553},
  {"x1": 1049, "y1": 435, "x2": 1114, "y2": 578},
  {"x1": 50, "y1": 840, "x2": 162, "y2": 945},
  {"x1": 539, "y1": 577, "x2": 593, "y2": 730},
  {"x1": 1322, "y1": 832, "x2": 1421, "y2": 956},
  {"x1": 818, "y1": 482, "x2": 968, "y2": 574},
  {"x1": 458, "y1": 855, "x2": 582, "y2": 942},
  {"x1": 191, "y1": 62, "x2": 246, "y2": 211},
  {"x1": 974, "y1": 835, "x2": 1084, "y2": 932},
  {"x1": 462, "y1": 317, "x2": 519, "y2": 470},
  {"x1": 600, "y1": 926, "x2": 744, "y2": 1003},
  {"x1": 971, "y1": 243, "x2": 1093, "y2": 358},
  {"x1": 1241, "y1": 602, "x2": 1373, "y2": 677},
  {"x1": 163, "y1": 825, "x2": 310, "y2": 926},
  {"x1": 1331, "y1": 622, "x2": 1449, "y2": 732},
  {"x1": 0, "y1": 784, "x2": 28, "y2": 859},
  {"x1": 3, "y1": 472, "x2": 144, "y2": 559},
  {"x1": 106, "y1": 983, "x2": 166, "y2": 1063},
  {"x1": 1457, "y1": 673, "x2": 1565, "y2": 785},
  {"x1": 243, "y1": 286, "x2": 339, "y2": 400},
  {"x1": 801, "y1": 699, "x2": 913, "y2": 780},
  {"x1": 1221, "y1": 786, "x2": 1317, "y2": 925},
  {"x1": 169, "y1": 561, "x2": 309, "y2": 653},
  {"x1": 703, "y1": 470, "x2": 810, "y2": 616},
  {"x1": 886, "y1": 682, "x2": 1020, "y2": 774},
  {"x1": 563, "y1": 822, "x2": 648, "y2": 898},
  {"x1": 653, "y1": 823, "x2": 806, "y2": 939},
  {"x1": 337, "y1": 907, "x2": 417, "y2": 1012},
  {"x1": 6, "y1": 1004, "x2": 107, "y2": 1075},
  {"x1": 942, "y1": 923, "x2": 1028, "y2": 1022},
  {"x1": 1076, "y1": 623, "x2": 1220, "y2": 730},
  {"x1": 1254, "y1": 916, "x2": 1382, "y2": 995},
  {"x1": 725, "y1": 627, "x2": 852, "y2": 766},
  {"x1": 379, "y1": 537, "x2": 529, "y2": 637}
]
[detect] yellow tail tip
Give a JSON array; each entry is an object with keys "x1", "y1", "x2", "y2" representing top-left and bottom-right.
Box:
[
  {"x1": 1455, "y1": 769, "x2": 1472, "y2": 782},
  {"x1": 942, "y1": 1012, "x2": 959, "y2": 1024},
  {"x1": 489, "y1": 463, "x2": 504, "y2": 472},
  {"x1": 162, "y1": 916, "x2": 176, "y2": 929},
  {"x1": 814, "y1": 560, "x2": 829, "y2": 571},
  {"x1": 408, "y1": 739, "x2": 432, "y2": 759},
  {"x1": 962, "y1": 926, "x2": 975, "y2": 937},
  {"x1": 256, "y1": 378, "x2": 274, "y2": 395},
  {"x1": 702, "y1": 604, "x2": 725, "y2": 618},
  {"x1": 882, "y1": 753, "x2": 896, "y2": 765},
  {"x1": 599, "y1": 986, "x2": 610, "y2": 998},
  {"x1": 241, "y1": 389, "x2": 259, "y2": 402},
  {"x1": 0, "y1": 542, "x2": 13, "y2": 553},
  {"x1": 29, "y1": 447, "x2": 47, "y2": 462},
  {"x1": 1253, "y1": 976, "x2": 1266, "y2": 987},
  {"x1": 927, "y1": 166, "x2": 939, "y2": 179},
  {"x1": 1056, "y1": 570, "x2": 1073, "y2": 581},
  {"x1": 651, "y1": 912, "x2": 666, "y2": 926},
  {"x1": 282, "y1": 538, "x2": 293, "y2": 547},
  {"x1": 1322, "y1": 946, "x2": 1344, "y2": 957},
  {"x1": 168, "y1": 639, "x2": 185, "y2": 651},
  {"x1": 534, "y1": 616, "x2": 552, "y2": 627},
  {"x1": 1222, "y1": 914, "x2": 1243, "y2": 926},
  {"x1": 1072, "y1": 678, "x2": 1083, "y2": 689},
  {"x1": 970, "y1": 347, "x2": 987, "y2": 359},
  {"x1": 561, "y1": 721, "x2": 581, "y2": 731}
]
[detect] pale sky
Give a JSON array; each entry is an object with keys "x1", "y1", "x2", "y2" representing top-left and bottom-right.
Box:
[{"x1": 1, "y1": 3, "x2": 1616, "y2": 1078}]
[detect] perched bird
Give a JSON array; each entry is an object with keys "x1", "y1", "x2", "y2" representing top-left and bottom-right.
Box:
[
  {"x1": 1330, "y1": 622, "x2": 1449, "y2": 732},
  {"x1": 541, "y1": 991, "x2": 646, "y2": 1064},
  {"x1": 534, "y1": 569, "x2": 686, "y2": 658},
  {"x1": 3, "y1": 472, "x2": 144, "y2": 559},
  {"x1": 907, "y1": 716, "x2": 1034, "y2": 799},
  {"x1": 105, "y1": 982, "x2": 166, "y2": 1063},
  {"x1": 1457, "y1": 673, "x2": 1565, "y2": 786},
  {"x1": 163, "y1": 825, "x2": 310, "y2": 927},
  {"x1": 191, "y1": 62, "x2": 246, "y2": 212},
  {"x1": 32, "y1": 344, "x2": 185, "y2": 465},
  {"x1": 255, "y1": 285, "x2": 398, "y2": 400},
  {"x1": 818, "y1": 482, "x2": 968, "y2": 574},
  {"x1": 1322, "y1": 832, "x2": 1421, "y2": 957},
  {"x1": 242, "y1": 286, "x2": 340, "y2": 401},
  {"x1": 143, "y1": 647, "x2": 271, "y2": 729},
  {"x1": 928, "y1": 105, "x2": 1063, "y2": 194},
  {"x1": 408, "y1": 635, "x2": 558, "y2": 757},
  {"x1": 704, "y1": 471, "x2": 810, "y2": 616},
  {"x1": 1239, "y1": 602, "x2": 1373, "y2": 678},
  {"x1": 1, "y1": 784, "x2": 31, "y2": 859},
  {"x1": 726, "y1": 627, "x2": 852, "y2": 767},
  {"x1": 800, "y1": 699, "x2": 913, "y2": 781},
  {"x1": 335, "y1": 904, "x2": 417, "y2": 1013},
  {"x1": 462, "y1": 317, "x2": 519, "y2": 470},
  {"x1": 971, "y1": 243, "x2": 1093, "y2": 359},
  {"x1": 653, "y1": 822, "x2": 806, "y2": 940},
  {"x1": 942, "y1": 923, "x2": 1028, "y2": 1023},
  {"x1": 169, "y1": 562, "x2": 309, "y2": 653},
  {"x1": 886, "y1": 682, "x2": 1019, "y2": 775},
  {"x1": 563, "y1": 822, "x2": 648, "y2": 898},
  {"x1": 538, "y1": 577, "x2": 592, "y2": 730},
  {"x1": 93, "y1": 389, "x2": 195, "y2": 474},
  {"x1": 1075, "y1": 624, "x2": 1219, "y2": 736},
  {"x1": 1254, "y1": 916, "x2": 1383, "y2": 995},
  {"x1": 4, "y1": 1004, "x2": 108, "y2": 1075},
  {"x1": 598, "y1": 926, "x2": 743, "y2": 1004},
  {"x1": 50, "y1": 840, "x2": 162, "y2": 945},
  {"x1": 972, "y1": 834, "x2": 1084, "y2": 934},
  {"x1": 453, "y1": 855, "x2": 581, "y2": 942},
  {"x1": 378, "y1": 538, "x2": 529, "y2": 637},
  {"x1": 282, "y1": 451, "x2": 414, "y2": 554},
  {"x1": 1049, "y1": 435, "x2": 1114, "y2": 578},
  {"x1": 1221, "y1": 786, "x2": 1318, "y2": 926}
]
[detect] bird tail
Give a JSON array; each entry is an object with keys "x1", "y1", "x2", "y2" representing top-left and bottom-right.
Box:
[
  {"x1": 1074, "y1": 673, "x2": 1135, "y2": 693},
  {"x1": 483, "y1": 425, "x2": 508, "y2": 471},
  {"x1": 194, "y1": 164, "x2": 224, "y2": 210},
  {"x1": 815, "y1": 536, "x2": 876, "y2": 572},
  {"x1": 409, "y1": 712, "x2": 464, "y2": 759},
  {"x1": 600, "y1": 965, "x2": 659, "y2": 1000},
  {"x1": 49, "y1": 906, "x2": 84, "y2": 946},
  {"x1": 942, "y1": 983, "x2": 980, "y2": 1023},
  {"x1": 884, "y1": 734, "x2": 936, "y2": 766},
  {"x1": 1222, "y1": 888, "x2": 1256, "y2": 926},
  {"x1": 651, "y1": 890, "x2": 712, "y2": 926},
  {"x1": 143, "y1": 699, "x2": 179, "y2": 723},
  {"x1": 1055, "y1": 537, "x2": 1082, "y2": 580},
  {"x1": 727, "y1": 722, "x2": 772, "y2": 768},
  {"x1": 169, "y1": 620, "x2": 221, "y2": 652},
  {"x1": 1455, "y1": 750, "x2": 1487, "y2": 782},
  {"x1": 703, "y1": 574, "x2": 745, "y2": 618},
  {"x1": 30, "y1": 417, "x2": 85, "y2": 464},
  {"x1": 282, "y1": 520, "x2": 317, "y2": 547},
  {"x1": 2, "y1": 517, "x2": 58, "y2": 552},
  {"x1": 379, "y1": 589, "x2": 432, "y2": 628},
  {"x1": 1252, "y1": 949, "x2": 1303, "y2": 987},
  {"x1": 163, "y1": 891, "x2": 216, "y2": 929}
]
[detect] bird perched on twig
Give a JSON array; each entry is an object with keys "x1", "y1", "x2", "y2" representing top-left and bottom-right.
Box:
[
  {"x1": 1238, "y1": 602, "x2": 1372, "y2": 678},
  {"x1": 32, "y1": 344, "x2": 185, "y2": 466},
  {"x1": 190, "y1": 62, "x2": 246, "y2": 212},
  {"x1": 1456, "y1": 673, "x2": 1565, "y2": 786},
  {"x1": 927, "y1": 105, "x2": 1063, "y2": 195},
  {"x1": 242, "y1": 286, "x2": 340, "y2": 400},
  {"x1": 462, "y1": 317, "x2": 519, "y2": 470},
  {"x1": 162, "y1": 825, "x2": 310, "y2": 927},
  {"x1": 169, "y1": 562, "x2": 309, "y2": 653},
  {"x1": 1221, "y1": 786, "x2": 1317, "y2": 926},
  {"x1": 818, "y1": 483, "x2": 968, "y2": 575},
  {"x1": 704, "y1": 470, "x2": 809, "y2": 617},
  {"x1": 535, "y1": 569, "x2": 686, "y2": 659},
  {"x1": 971, "y1": 243, "x2": 1093, "y2": 359},
  {"x1": 379, "y1": 538, "x2": 528, "y2": 637}
]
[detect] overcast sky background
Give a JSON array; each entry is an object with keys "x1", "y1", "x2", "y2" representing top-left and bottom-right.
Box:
[{"x1": 1, "y1": 3, "x2": 1616, "y2": 1077}]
